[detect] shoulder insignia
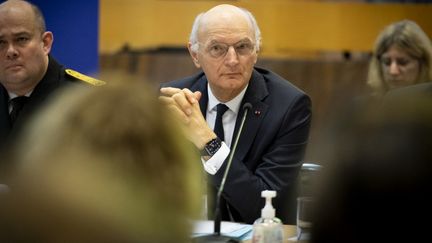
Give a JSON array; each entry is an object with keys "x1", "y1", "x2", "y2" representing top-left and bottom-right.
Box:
[{"x1": 65, "y1": 69, "x2": 106, "y2": 86}]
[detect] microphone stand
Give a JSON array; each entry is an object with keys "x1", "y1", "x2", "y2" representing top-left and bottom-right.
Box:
[{"x1": 194, "y1": 103, "x2": 252, "y2": 243}]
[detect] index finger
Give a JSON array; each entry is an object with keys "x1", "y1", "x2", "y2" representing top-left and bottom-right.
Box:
[
  {"x1": 160, "y1": 87, "x2": 182, "y2": 97},
  {"x1": 182, "y1": 88, "x2": 199, "y2": 104}
]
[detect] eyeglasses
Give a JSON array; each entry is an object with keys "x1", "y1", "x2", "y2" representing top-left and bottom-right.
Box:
[{"x1": 200, "y1": 40, "x2": 256, "y2": 59}]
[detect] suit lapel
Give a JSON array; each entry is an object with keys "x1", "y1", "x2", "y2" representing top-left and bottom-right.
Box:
[
  {"x1": 190, "y1": 75, "x2": 209, "y2": 118},
  {"x1": 233, "y1": 69, "x2": 269, "y2": 162}
]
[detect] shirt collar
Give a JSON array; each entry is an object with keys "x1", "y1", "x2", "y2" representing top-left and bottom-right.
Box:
[
  {"x1": 8, "y1": 91, "x2": 32, "y2": 100},
  {"x1": 207, "y1": 83, "x2": 249, "y2": 115}
]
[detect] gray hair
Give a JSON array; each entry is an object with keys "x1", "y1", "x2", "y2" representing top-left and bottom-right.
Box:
[{"x1": 189, "y1": 7, "x2": 261, "y2": 53}]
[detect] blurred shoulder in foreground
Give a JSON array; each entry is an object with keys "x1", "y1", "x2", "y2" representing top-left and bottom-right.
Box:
[
  {"x1": 310, "y1": 96, "x2": 432, "y2": 243},
  {"x1": 0, "y1": 73, "x2": 202, "y2": 243}
]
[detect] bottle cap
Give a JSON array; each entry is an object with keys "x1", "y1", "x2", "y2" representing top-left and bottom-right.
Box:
[{"x1": 261, "y1": 190, "x2": 276, "y2": 219}]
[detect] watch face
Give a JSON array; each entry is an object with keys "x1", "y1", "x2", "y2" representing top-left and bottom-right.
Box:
[{"x1": 201, "y1": 137, "x2": 222, "y2": 157}]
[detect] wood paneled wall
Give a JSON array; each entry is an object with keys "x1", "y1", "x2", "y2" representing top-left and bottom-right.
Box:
[{"x1": 100, "y1": 0, "x2": 432, "y2": 58}]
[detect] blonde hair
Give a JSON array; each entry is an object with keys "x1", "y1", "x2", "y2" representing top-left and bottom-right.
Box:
[
  {"x1": 367, "y1": 20, "x2": 432, "y2": 95},
  {"x1": 1, "y1": 75, "x2": 202, "y2": 243}
]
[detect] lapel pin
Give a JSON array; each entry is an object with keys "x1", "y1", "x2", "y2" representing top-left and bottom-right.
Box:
[{"x1": 254, "y1": 110, "x2": 261, "y2": 116}]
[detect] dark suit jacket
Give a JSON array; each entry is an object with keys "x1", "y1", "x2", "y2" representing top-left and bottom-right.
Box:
[
  {"x1": 162, "y1": 67, "x2": 312, "y2": 224},
  {"x1": 0, "y1": 56, "x2": 94, "y2": 157}
]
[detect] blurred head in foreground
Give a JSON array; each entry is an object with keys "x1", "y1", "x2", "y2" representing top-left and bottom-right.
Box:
[
  {"x1": 0, "y1": 74, "x2": 202, "y2": 243},
  {"x1": 311, "y1": 97, "x2": 432, "y2": 242},
  {"x1": 367, "y1": 20, "x2": 432, "y2": 96}
]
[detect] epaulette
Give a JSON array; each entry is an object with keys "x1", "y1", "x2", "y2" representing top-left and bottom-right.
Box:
[{"x1": 65, "y1": 69, "x2": 106, "y2": 86}]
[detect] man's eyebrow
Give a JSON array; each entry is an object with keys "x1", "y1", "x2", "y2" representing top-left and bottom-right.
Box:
[
  {"x1": 207, "y1": 38, "x2": 253, "y2": 45},
  {"x1": 13, "y1": 31, "x2": 32, "y2": 36},
  {"x1": 207, "y1": 39, "x2": 221, "y2": 45},
  {"x1": 237, "y1": 38, "x2": 253, "y2": 43}
]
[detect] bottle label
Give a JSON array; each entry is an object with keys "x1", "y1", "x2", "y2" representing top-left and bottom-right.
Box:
[{"x1": 252, "y1": 224, "x2": 283, "y2": 243}]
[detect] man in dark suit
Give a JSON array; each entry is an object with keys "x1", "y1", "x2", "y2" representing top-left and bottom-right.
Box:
[
  {"x1": 0, "y1": 0, "x2": 104, "y2": 152},
  {"x1": 160, "y1": 4, "x2": 311, "y2": 224}
]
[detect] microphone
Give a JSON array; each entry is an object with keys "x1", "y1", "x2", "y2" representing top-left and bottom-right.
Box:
[{"x1": 194, "y1": 102, "x2": 252, "y2": 243}]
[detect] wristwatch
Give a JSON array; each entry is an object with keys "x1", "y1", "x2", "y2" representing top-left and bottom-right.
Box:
[{"x1": 200, "y1": 137, "x2": 222, "y2": 157}]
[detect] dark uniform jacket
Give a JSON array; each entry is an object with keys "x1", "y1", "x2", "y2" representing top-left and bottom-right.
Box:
[
  {"x1": 162, "y1": 67, "x2": 312, "y2": 224},
  {"x1": 0, "y1": 55, "x2": 103, "y2": 156}
]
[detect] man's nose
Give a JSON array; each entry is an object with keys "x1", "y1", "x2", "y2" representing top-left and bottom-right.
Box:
[
  {"x1": 224, "y1": 46, "x2": 239, "y2": 66},
  {"x1": 6, "y1": 44, "x2": 19, "y2": 59}
]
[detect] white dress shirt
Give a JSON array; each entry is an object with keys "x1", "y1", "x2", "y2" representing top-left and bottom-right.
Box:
[{"x1": 201, "y1": 83, "x2": 248, "y2": 175}]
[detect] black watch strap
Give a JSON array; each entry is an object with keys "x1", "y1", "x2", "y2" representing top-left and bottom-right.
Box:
[{"x1": 200, "y1": 137, "x2": 222, "y2": 157}]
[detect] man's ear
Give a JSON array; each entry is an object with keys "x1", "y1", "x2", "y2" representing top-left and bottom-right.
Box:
[
  {"x1": 188, "y1": 42, "x2": 201, "y2": 68},
  {"x1": 41, "y1": 31, "x2": 53, "y2": 55}
]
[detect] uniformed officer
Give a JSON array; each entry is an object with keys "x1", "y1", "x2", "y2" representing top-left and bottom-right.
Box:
[{"x1": 0, "y1": 0, "x2": 104, "y2": 151}]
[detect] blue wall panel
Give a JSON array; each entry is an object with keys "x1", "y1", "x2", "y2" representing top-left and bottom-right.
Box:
[{"x1": 31, "y1": 0, "x2": 99, "y2": 75}]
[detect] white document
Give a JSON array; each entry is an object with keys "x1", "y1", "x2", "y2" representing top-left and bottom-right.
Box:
[{"x1": 192, "y1": 220, "x2": 253, "y2": 239}]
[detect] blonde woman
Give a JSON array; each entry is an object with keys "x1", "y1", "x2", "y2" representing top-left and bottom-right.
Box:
[{"x1": 367, "y1": 20, "x2": 432, "y2": 97}]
